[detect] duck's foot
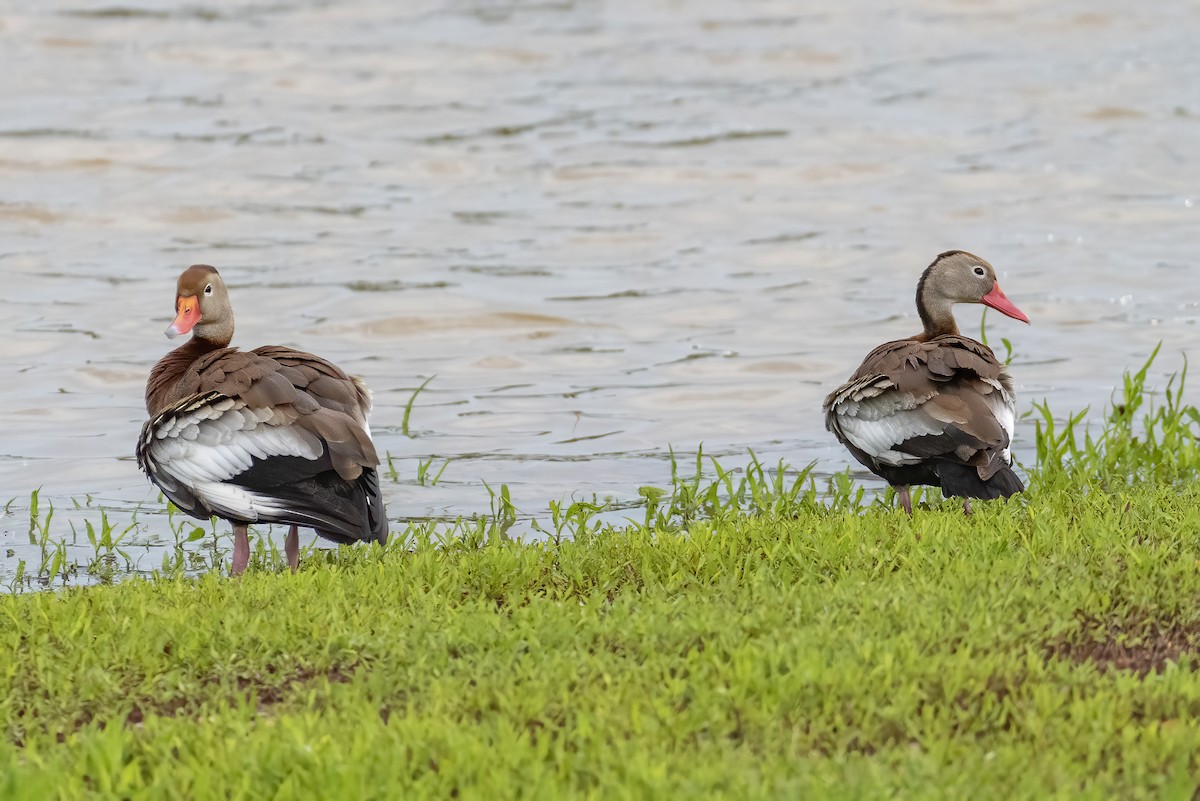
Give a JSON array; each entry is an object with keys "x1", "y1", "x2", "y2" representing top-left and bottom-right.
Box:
[
  {"x1": 285, "y1": 525, "x2": 299, "y2": 573},
  {"x1": 896, "y1": 486, "x2": 913, "y2": 516},
  {"x1": 231, "y1": 524, "x2": 250, "y2": 576},
  {"x1": 962, "y1": 498, "x2": 973, "y2": 516}
]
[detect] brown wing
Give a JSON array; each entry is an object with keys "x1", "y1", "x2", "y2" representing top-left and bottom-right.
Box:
[
  {"x1": 174, "y1": 346, "x2": 378, "y2": 479},
  {"x1": 138, "y1": 346, "x2": 385, "y2": 540},
  {"x1": 823, "y1": 335, "x2": 1017, "y2": 479}
]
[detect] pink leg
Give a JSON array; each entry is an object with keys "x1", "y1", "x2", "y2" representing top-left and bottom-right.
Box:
[
  {"x1": 896, "y1": 486, "x2": 913, "y2": 516},
  {"x1": 962, "y1": 498, "x2": 973, "y2": 516},
  {"x1": 285, "y1": 525, "x2": 300, "y2": 573},
  {"x1": 231, "y1": 523, "x2": 250, "y2": 576}
]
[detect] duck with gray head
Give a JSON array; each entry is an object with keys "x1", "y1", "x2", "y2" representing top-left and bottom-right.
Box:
[
  {"x1": 823, "y1": 250, "x2": 1030, "y2": 515},
  {"x1": 137, "y1": 265, "x2": 389, "y2": 575}
]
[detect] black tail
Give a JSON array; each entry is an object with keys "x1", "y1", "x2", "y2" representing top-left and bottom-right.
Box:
[
  {"x1": 936, "y1": 462, "x2": 1025, "y2": 500},
  {"x1": 310, "y1": 467, "x2": 389, "y2": 546},
  {"x1": 358, "y1": 467, "x2": 389, "y2": 545},
  {"x1": 232, "y1": 458, "x2": 389, "y2": 545}
]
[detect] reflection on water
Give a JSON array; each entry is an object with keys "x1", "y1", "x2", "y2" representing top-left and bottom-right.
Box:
[{"x1": 1, "y1": 0, "x2": 1198, "y2": 585}]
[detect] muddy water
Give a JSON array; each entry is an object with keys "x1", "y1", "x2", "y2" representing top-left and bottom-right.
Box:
[{"x1": 1, "y1": 1, "x2": 1198, "y2": 585}]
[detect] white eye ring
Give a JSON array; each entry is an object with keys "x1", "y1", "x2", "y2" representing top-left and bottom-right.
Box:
[
  {"x1": 204, "y1": 284, "x2": 213, "y2": 295},
  {"x1": 973, "y1": 266, "x2": 986, "y2": 277}
]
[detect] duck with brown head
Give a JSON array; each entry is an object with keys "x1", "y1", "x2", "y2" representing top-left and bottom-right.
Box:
[
  {"x1": 138, "y1": 265, "x2": 389, "y2": 575},
  {"x1": 823, "y1": 251, "x2": 1030, "y2": 515}
]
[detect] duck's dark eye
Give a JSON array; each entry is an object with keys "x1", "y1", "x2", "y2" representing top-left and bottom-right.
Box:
[
  {"x1": 204, "y1": 284, "x2": 213, "y2": 295},
  {"x1": 973, "y1": 266, "x2": 986, "y2": 277}
]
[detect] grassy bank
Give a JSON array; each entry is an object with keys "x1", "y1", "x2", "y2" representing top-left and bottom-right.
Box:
[{"x1": 2, "y1": 352, "x2": 1199, "y2": 799}]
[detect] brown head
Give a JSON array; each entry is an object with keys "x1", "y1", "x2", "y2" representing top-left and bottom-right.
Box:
[
  {"x1": 915, "y1": 250, "x2": 1029, "y2": 338},
  {"x1": 165, "y1": 264, "x2": 234, "y2": 346}
]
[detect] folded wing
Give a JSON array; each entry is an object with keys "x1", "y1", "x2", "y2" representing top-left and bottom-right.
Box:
[
  {"x1": 824, "y1": 336, "x2": 1017, "y2": 484},
  {"x1": 137, "y1": 348, "x2": 387, "y2": 544}
]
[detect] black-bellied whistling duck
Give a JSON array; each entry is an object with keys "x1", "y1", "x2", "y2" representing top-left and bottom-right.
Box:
[
  {"x1": 823, "y1": 250, "x2": 1030, "y2": 515},
  {"x1": 137, "y1": 265, "x2": 388, "y2": 575}
]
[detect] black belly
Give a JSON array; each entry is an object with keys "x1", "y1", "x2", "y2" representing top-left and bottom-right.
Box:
[{"x1": 870, "y1": 458, "x2": 1023, "y2": 500}]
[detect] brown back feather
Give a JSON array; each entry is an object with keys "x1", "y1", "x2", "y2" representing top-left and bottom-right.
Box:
[
  {"x1": 824, "y1": 334, "x2": 1015, "y2": 479},
  {"x1": 146, "y1": 344, "x2": 378, "y2": 480}
]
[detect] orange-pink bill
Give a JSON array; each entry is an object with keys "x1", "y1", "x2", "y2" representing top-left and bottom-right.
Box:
[
  {"x1": 981, "y1": 283, "x2": 1029, "y2": 324},
  {"x1": 165, "y1": 295, "x2": 200, "y2": 338}
]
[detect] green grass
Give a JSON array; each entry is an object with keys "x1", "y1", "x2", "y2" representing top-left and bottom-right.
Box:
[{"x1": 1, "y1": 350, "x2": 1199, "y2": 799}]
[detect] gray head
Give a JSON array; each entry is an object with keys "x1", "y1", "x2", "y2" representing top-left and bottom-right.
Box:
[
  {"x1": 916, "y1": 250, "x2": 1028, "y2": 337},
  {"x1": 164, "y1": 264, "x2": 234, "y2": 346}
]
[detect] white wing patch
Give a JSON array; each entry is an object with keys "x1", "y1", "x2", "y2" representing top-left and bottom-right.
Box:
[
  {"x1": 835, "y1": 408, "x2": 945, "y2": 466},
  {"x1": 827, "y1": 376, "x2": 942, "y2": 466},
  {"x1": 181, "y1": 481, "x2": 292, "y2": 524},
  {"x1": 979, "y1": 376, "x2": 1017, "y2": 463},
  {"x1": 142, "y1": 394, "x2": 324, "y2": 521}
]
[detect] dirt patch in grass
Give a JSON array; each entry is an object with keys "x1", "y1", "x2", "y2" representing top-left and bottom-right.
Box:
[
  {"x1": 11, "y1": 662, "x2": 365, "y2": 745},
  {"x1": 1043, "y1": 609, "x2": 1200, "y2": 677},
  {"x1": 135, "y1": 662, "x2": 359, "y2": 725}
]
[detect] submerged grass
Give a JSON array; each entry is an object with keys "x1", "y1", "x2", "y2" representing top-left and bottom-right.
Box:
[{"x1": 1, "y1": 350, "x2": 1199, "y2": 798}]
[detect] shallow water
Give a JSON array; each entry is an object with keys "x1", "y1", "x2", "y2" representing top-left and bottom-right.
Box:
[{"x1": 2, "y1": 0, "x2": 1198, "y2": 586}]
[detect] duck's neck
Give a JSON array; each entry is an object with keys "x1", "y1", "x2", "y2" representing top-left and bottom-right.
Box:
[
  {"x1": 145, "y1": 337, "x2": 221, "y2": 416},
  {"x1": 914, "y1": 270, "x2": 960, "y2": 340}
]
